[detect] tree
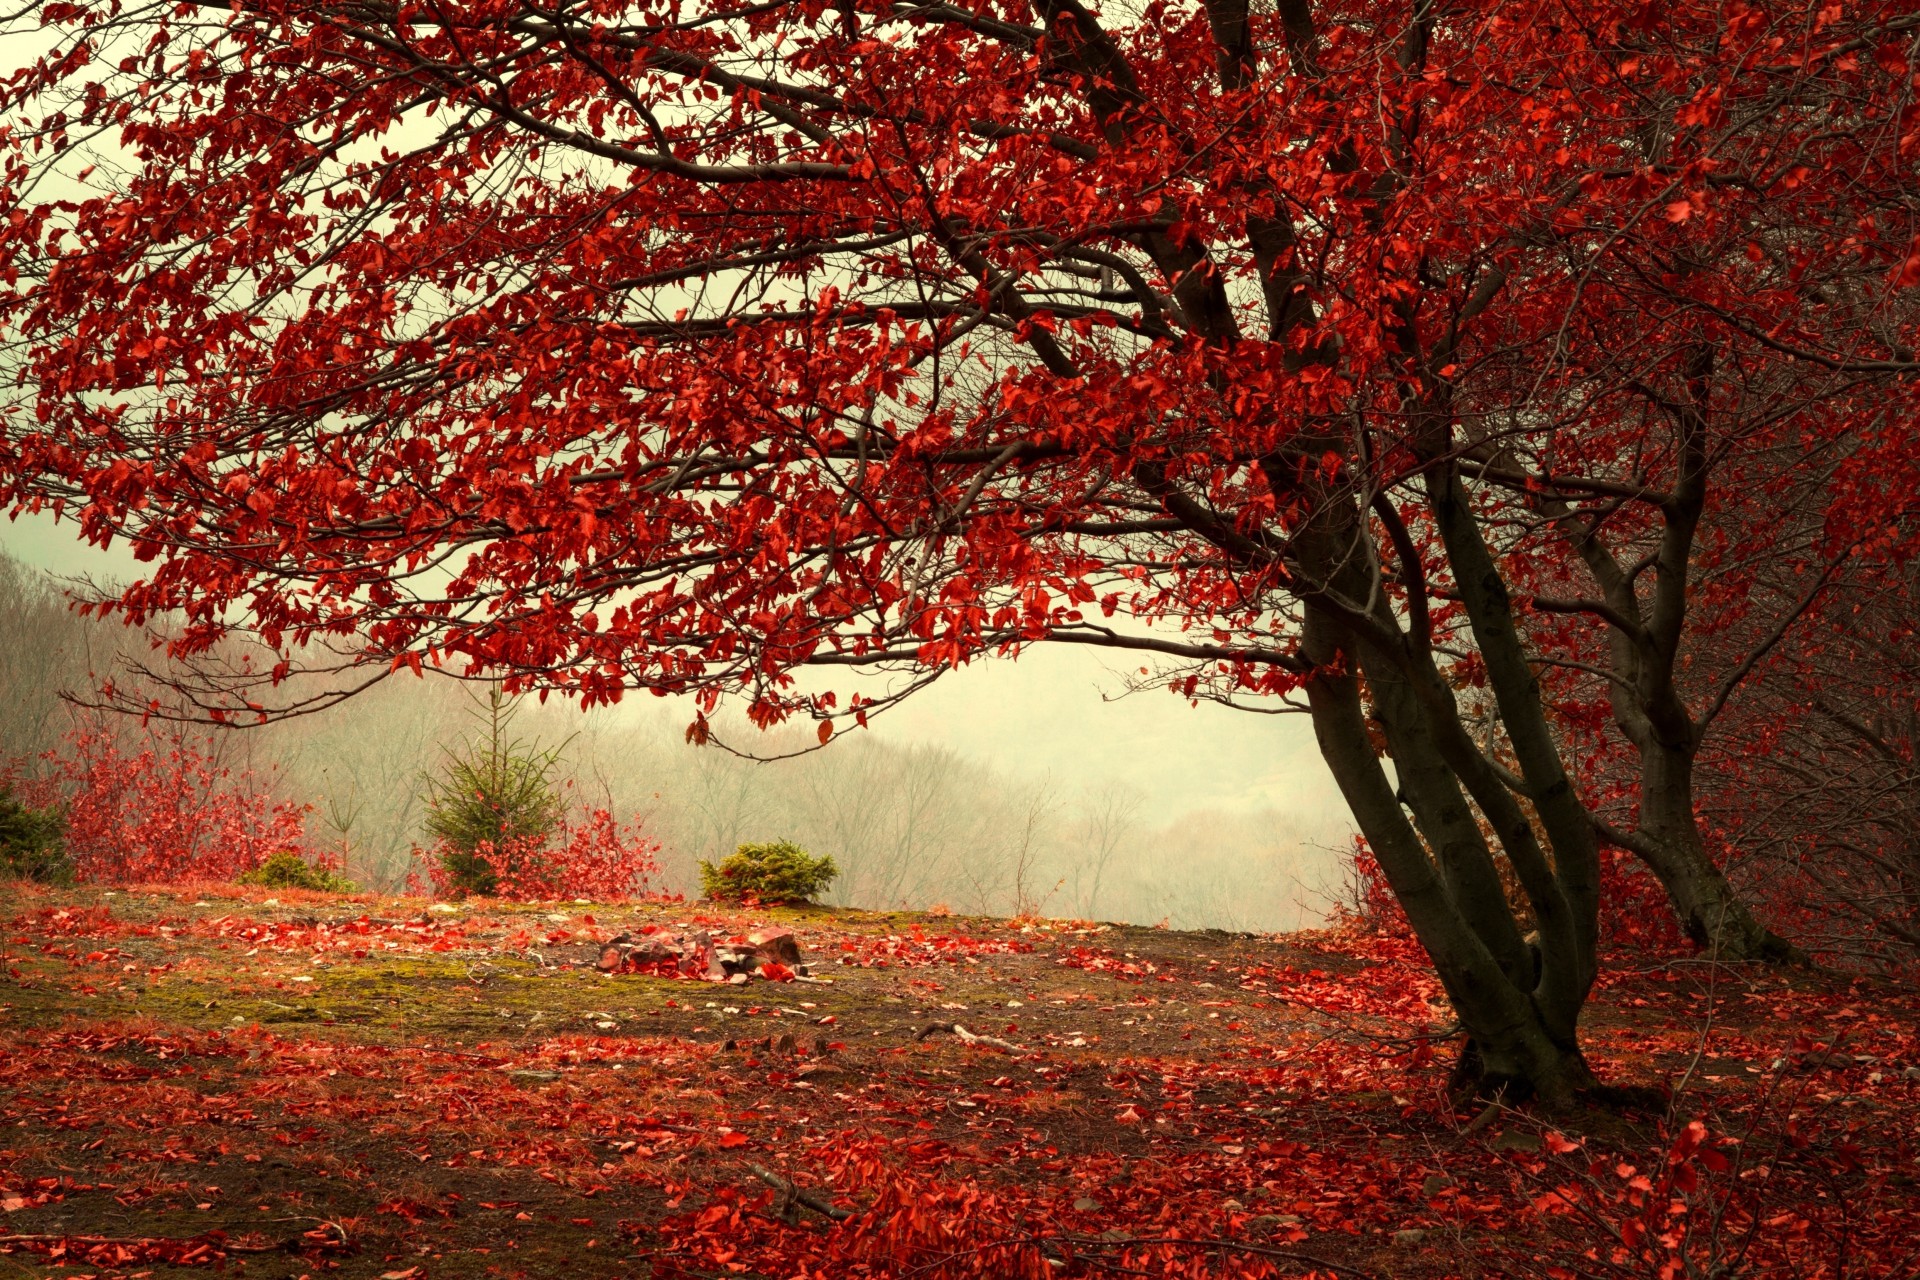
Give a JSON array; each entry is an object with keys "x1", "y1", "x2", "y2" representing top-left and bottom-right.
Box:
[
  {"x1": 2, "y1": 0, "x2": 1916, "y2": 1099},
  {"x1": 420, "y1": 683, "x2": 568, "y2": 895}
]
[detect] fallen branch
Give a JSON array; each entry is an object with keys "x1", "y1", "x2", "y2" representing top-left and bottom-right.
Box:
[
  {"x1": 913, "y1": 1022, "x2": 1023, "y2": 1052},
  {"x1": 747, "y1": 1164, "x2": 854, "y2": 1222}
]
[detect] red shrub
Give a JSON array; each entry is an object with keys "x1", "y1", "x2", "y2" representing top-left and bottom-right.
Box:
[
  {"x1": 22, "y1": 726, "x2": 312, "y2": 885},
  {"x1": 409, "y1": 807, "x2": 661, "y2": 901}
]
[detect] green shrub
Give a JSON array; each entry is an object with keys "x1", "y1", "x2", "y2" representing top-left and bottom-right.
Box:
[
  {"x1": 236, "y1": 850, "x2": 358, "y2": 893},
  {"x1": 699, "y1": 840, "x2": 838, "y2": 904},
  {"x1": 0, "y1": 785, "x2": 72, "y2": 885},
  {"x1": 420, "y1": 684, "x2": 567, "y2": 898}
]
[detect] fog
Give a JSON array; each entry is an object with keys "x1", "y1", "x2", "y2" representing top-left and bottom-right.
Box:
[{"x1": 0, "y1": 546, "x2": 1350, "y2": 932}]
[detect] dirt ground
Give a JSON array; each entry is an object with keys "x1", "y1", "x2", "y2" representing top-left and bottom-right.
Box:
[{"x1": 3, "y1": 882, "x2": 1916, "y2": 1278}]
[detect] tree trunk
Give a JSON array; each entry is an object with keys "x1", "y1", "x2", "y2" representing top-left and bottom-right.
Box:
[
  {"x1": 1632, "y1": 743, "x2": 1803, "y2": 962},
  {"x1": 1300, "y1": 601, "x2": 1597, "y2": 1107}
]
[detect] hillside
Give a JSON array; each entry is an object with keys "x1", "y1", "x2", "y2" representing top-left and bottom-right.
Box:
[{"x1": 3, "y1": 883, "x2": 1916, "y2": 1279}]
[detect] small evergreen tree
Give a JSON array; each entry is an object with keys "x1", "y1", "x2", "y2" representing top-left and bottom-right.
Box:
[
  {"x1": 0, "y1": 784, "x2": 72, "y2": 884},
  {"x1": 420, "y1": 684, "x2": 567, "y2": 897}
]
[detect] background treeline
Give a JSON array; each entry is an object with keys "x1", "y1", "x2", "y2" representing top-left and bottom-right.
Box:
[{"x1": 0, "y1": 554, "x2": 1340, "y2": 931}]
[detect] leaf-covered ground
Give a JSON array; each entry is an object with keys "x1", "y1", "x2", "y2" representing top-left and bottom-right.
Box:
[{"x1": 3, "y1": 884, "x2": 1916, "y2": 1279}]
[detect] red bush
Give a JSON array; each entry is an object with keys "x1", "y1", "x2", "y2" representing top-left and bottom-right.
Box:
[
  {"x1": 21, "y1": 726, "x2": 314, "y2": 885},
  {"x1": 409, "y1": 807, "x2": 661, "y2": 901}
]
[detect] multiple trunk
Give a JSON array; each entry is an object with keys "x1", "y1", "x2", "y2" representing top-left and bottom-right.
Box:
[{"x1": 1274, "y1": 448, "x2": 1603, "y2": 1105}]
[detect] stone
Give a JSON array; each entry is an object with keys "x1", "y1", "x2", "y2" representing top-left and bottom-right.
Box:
[
  {"x1": 596, "y1": 933, "x2": 633, "y2": 972},
  {"x1": 748, "y1": 927, "x2": 804, "y2": 966}
]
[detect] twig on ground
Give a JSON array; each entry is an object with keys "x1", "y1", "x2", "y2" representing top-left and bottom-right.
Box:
[
  {"x1": 747, "y1": 1164, "x2": 854, "y2": 1221},
  {"x1": 913, "y1": 1021, "x2": 1023, "y2": 1052}
]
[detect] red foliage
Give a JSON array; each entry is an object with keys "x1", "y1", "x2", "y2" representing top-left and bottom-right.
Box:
[
  {"x1": 1597, "y1": 848, "x2": 1689, "y2": 956},
  {"x1": 7, "y1": 0, "x2": 1920, "y2": 1090},
  {"x1": 16, "y1": 727, "x2": 313, "y2": 885},
  {"x1": 825, "y1": 925, "x2": 1035, "y2": 969},
  {"x1": 409, "y1": 808, "x2": 661, "y2": 902}
]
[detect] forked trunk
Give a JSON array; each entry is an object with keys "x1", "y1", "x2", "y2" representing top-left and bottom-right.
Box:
[{"x1": 1301, "y1": 596, "x2": 1601, "y2": 1106}]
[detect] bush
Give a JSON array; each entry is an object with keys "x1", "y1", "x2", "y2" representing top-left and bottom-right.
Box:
[
  {"x1": 699, "y1": 840, "x2": 838, "y2": 904},
  {"x1": 0, "y1": 785, "x2": 72, "y2": 884},
  {"x1": 31, "y1": 724, "x2": 312, "y2": 884},
  {"x1": 237, "y1": 850, "x2": 357, "y2": 893},
  {"x1": 411, "y1": 808, "x2": 663, "y2": 902}
]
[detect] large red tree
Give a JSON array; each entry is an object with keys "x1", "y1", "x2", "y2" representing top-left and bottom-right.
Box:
[{"x1": 2, "y1": 0, "x2": 1916, "y2": 1098}]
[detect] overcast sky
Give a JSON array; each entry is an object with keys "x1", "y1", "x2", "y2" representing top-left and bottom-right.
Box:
[{"x1": 1, "y1": 511, "x2": 1349, "y2": 835}]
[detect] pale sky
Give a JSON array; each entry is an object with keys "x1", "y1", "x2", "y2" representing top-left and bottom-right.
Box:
[{"x1": 0, "y1": 509, "x2": 1348, "y2": 833}]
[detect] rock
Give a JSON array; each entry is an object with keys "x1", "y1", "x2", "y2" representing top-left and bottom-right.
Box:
[
  {"x1": 748, "y1": 927, "x2": 804, "y2": 967},
  {"x1": 596, "y1": 933, "x2": 633, "y2": 972},
  {"x1": 594, "y1": 927, "x2": 798, "y2": 984}
]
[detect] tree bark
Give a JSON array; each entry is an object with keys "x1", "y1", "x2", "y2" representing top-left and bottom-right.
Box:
[
  {"x1": 1285, "y1": 472, "x2": 1600, "y2": 1105},
  {"x1": 1623, "y1": 740, "x2": 1802, "y2": 961},
  {"x1": 1300, "y1": 602, "x2": 1596, "y2": 1105}
]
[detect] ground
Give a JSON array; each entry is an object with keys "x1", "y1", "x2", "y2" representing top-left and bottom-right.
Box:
[{"x1": 2, "y1": 884, "x2": 1916, "y2": 1279}]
